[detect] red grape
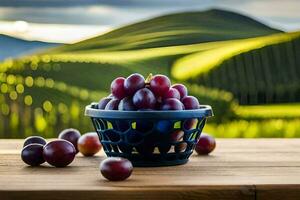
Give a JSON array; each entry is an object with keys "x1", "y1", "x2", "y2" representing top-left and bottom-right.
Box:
[
  {"x1": 98, "y1": 97, "x2": 113, "y2": 110},
  {"x1": 21, "y1": 144, "x2": 45, "y2": 166},
  {"x1": 163, "y1": 88, "x2": 180, "y2": 100},
  {"x1": 78, "y1": 132, "x2": 102, "y2": 156},
  {"x1": 58, "y1": 128, "x2": 81, "y2": 153},
  {"x1": 100, "y1": 157, "x2": 133, "y2": 181},
  {"x1": 105, "y1": 99, "x2": 120, "y2": 110},
  {"x1": 183, "y1": 119, "x2": 198, "y2": 130},
  {"x1": 149, "y1": 75, "x2": 171, "y2": 97},
  {"x1": 23, "y1": 136, "x2": 46, "y2": 147},
  {"x1": 161, "y1": 98, "x2": 184, "y2": 110},
  {"x1": 118, "y1": 97, "x2": 136, "y2": 111},
  {"x1": 195, "y1": 133, "x2": 216, "y2": 155},
  {"x1": 170, "y1": 130, "x2": 184, "y2": 142},
  {"x1": 43, "y1": 140, "x2": 76, "y2": 167},
  {"x1": 181, "y1": 96, "x2": 200, "y2": 110},
  {"x1": 175, "y1": 142, "x2": 187, "y2": 153},
  {"x1": 171, "y1": 84, "x2": 188, "y2": 99},
  {"x1": 124, "y1": 73, "x2": 145, "y2": 96},
  {"x1": 111, "y1": 77, "x2": 126, "y2": 99},
  {"x1": 133, "y1": 88, "x2": 156, "y2": 109}
]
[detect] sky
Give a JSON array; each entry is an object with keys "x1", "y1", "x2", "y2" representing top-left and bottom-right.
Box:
[{"x1": 0, "y1": 0, "x2": 299, "y2": 43}]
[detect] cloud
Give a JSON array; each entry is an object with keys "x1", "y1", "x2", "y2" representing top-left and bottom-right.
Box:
[
  {"x1": 0, "y1": 0, "x2": 206, "y2": 8},
  {"x1": 0, "y1": 0, "x2": 299, "y2": 31}
]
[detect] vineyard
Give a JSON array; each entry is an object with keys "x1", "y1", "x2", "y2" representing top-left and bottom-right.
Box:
[
  {"x1": 0, "y1": 9, "x2": 299, "y2": 138},
  {"x1": 172, "y1": 31, "x2": 300, "y2": 104}
]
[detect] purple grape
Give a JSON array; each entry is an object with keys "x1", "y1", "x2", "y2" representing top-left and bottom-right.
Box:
[
  {"x1": 161, "y1": 98, "x2": 184, "y2": 110},
  {"x1": 181, "y1": 96, "x2": 200, "y2": 110},
  {"x1": 98, "y1": 97, "x2": 113, "y2": 110},
  {"x1": 100, "y1": 157, "x2": 133, "y2": 181},
  {"x1": 23, "y1": 136, "x2": 46, "y2": 147},
  {"x1": 163, "y1": 88, "x2": 180, "y2": 100},
  {"x1": 58, "y1": 128, "x2": 81, "y2": 153},
  {"x1": 149, "y1": 75, "x2": 171, "y2": 97},
  {"x1": 195, "y1": 133, "x2": 216, "y2": 155},
  {"x1": 171, "y1": 84, "x2": 188, "y2": 99},
  {"x1": 133, "y1": 88, "x2": 156, "y2": 109},
  {"x1": 118, "y1": 97, "x2": 136, "y2": 111},
  {"x1": 21, "y1": 144, "x2": 45, "y2": 166},
  {"x1": 105, "y1": 99, "x2": 120, "y2": 110},
  {"x1": 124, "y1": 73, "x2": 145, "y2": 96},
  {"x1": 170, "y1": 130, "x2": 184, "y2": 142},
  {"x1": 111, "y1": 77, "x2": 126, "y2": 99},
  {"x1": 43, "y1": 140, "x2": 76, "y2": 167},
  {"x1": 183, "y1": 119, "x2": 198, "y2": 130}
]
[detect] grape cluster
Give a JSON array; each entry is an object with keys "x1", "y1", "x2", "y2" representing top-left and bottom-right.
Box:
[{"x1": 98, "y1": 73, "x2": 200, "y2": 111}]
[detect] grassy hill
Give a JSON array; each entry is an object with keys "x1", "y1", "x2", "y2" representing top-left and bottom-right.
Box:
[
  {"x1": 52, "y1": 9, "x2": 280, "y2": 52},
  {"x1": 172, "y1": 31, "x2": 300, "y2": 104},
  {"x1": 0, "y1": 34, "x2": 59, "y2": 60},
  {"x1": 0, "y1": 9, "x2": 299, "y2": 138}
]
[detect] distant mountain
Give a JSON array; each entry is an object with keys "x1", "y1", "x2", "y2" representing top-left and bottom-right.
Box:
[
  {"x1": 0, "y1": 34, "x2": 60, "y2": 60},
  {"x1": 53, "y1": 9, "x2": 282, "y2": 53}
]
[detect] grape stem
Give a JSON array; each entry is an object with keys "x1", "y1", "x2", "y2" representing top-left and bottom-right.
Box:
[{"x1": 145, "y1": 73, "x2": 153, "y2": 85}]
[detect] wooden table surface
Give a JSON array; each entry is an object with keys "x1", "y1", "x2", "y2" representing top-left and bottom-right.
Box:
[{"x1": 1, "y1": 139, "x2": 300, "y2": 200}]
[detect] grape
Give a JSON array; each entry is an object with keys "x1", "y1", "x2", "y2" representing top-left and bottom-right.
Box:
[
  {"x1": 124, "y1": 73, "x2": 145, "y2": 96},
  {"x1": 100, "y1": 157, "x2": 133, "y2": 181},
  {"x1": 105, "y1": 99, "x2": 120, "y2": 110},
  {"x1": 133, "y1": 88, "x2": 156, "y2": 109},
  {"x1": 149, "y1": 75, "x2": 171, "y2": 97},
  {"x1": 170, "y1": 130, "x2": 184, "y2": 142},
  {"x1": 163, "y1": 88, "x2": 180, "y2": 100},
  {"x1": 78, "y1": 132, "x2": 102, "y2": 157},
  {"x1": 43, "y1": 140, "x2": 76, "y2": 167},
  {"x1": 98, "y1": 97, "x2": 113, "y2": 110},
  {"x1": 181, "y1": 96, "x2": 200, "y2": 110},
  {"x1": 118, "y1": 97, "x2": 136, "y2": 111},
  {"x1": 161, "y1": 98, "x2": 184, "y2": 110},
  {"x1": 111, "y1": 77, "x2": 126, "y2": 99},
  {"x1": 171, "y1": 84, "x2": 188, "y2": 99},
  {"x1": 195, "y1": 133, "x2": 216, "y2": 155},
  {"x1": 175, "y1": 142, "x2": 187, "y2": 153},
  {"x1": 58, "y1": 128, "x2": 81, "y2": 153},
  {"x1": 21, "y1": 144, "x2": 45, "y2": 166},
  {"x1": 23, "y1": 136, "x2": 46, "y2": 147},
  {"x1": 183, "y1": 119, "x2": 198, "y2": 130}
]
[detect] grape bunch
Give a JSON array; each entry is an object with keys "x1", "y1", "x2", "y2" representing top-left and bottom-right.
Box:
[{"x1": 98, "y1": 73, "x2": 200, "y2": 111}]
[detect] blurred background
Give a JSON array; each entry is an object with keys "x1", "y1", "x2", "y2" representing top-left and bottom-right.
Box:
[{"x1": 0, "y1": 0, "x2": 299, "y2": 138}]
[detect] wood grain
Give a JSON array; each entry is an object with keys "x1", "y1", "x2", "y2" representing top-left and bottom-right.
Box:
[{"x1": 0, "y1": 139, "x2": 300, "y2": 200}]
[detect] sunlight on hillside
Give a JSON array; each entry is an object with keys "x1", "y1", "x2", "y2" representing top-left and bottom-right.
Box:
[{"x1": 172, "y1": 31, "x2": 300, "y2": 80}]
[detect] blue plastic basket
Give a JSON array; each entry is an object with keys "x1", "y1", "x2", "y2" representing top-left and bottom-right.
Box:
[{"x1": 85, "y1": 103, "x2": 213, "y2": 167}]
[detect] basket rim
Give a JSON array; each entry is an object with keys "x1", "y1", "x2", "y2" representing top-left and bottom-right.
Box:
[{"x1": 85, "y1": 103, "x2": 213, "y2": 119}]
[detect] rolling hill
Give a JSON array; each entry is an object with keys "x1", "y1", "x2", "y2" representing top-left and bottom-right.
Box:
[
  {"x1": 52, "y1": 9, "x2": 281, "y2": 53},
  {"x1": 0, "y1": 34, "x2": 60, "y2": 60},
  {"x1": 172, "y1": 31, "x2": 300, "y2": 104},
  {"x1": 0, "y1": 8, "x2": 299, "y2": 138}
]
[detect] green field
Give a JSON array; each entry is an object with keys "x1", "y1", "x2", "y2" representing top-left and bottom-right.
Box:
[
  {"x1": 173, "y1": 31, "x2": 300, "y2": 104},
  {"x1": 0, "y1": 9, "x2": 299, "y2": 138}
]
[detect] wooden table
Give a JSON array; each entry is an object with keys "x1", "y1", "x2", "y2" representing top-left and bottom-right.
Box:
[{"x1": 1, "y1": 139, "x2": 300, "y2": 200}]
